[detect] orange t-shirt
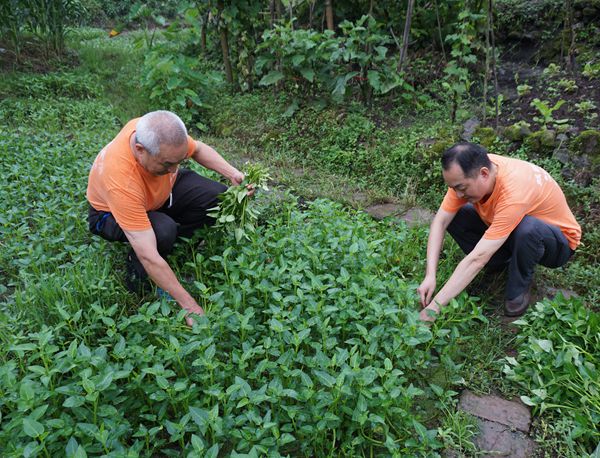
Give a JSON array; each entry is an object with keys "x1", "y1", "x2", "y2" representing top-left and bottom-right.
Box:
[
  {"x1": 86, "y1": 118, "x2": 196, "y2": 231},
  {"x1": 441, "y1": 154, "x2": 581, "y2": 250}
]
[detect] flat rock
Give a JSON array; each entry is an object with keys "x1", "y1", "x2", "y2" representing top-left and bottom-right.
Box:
[
  {"x1": 398, "y1": 207, "x2": 434, "y2": 227},
  {"x1": 459, "y1": 390, "x2": 531, "y2": 432},
  {"x1": 474, "y1": 418, "x2": 537, "y2": 458},
  {"x1": 364, "y1": 203, "x2": 403, "y2": 220},
  {"x1": 461, "y1": 118, "x2": 480, "y2": 141},
  {"x1": 541, "y1": 287, "x2": 578, "y2": 301},
  {"x1": 365, "y1": 205, "x2": 434, "y2": 226}
]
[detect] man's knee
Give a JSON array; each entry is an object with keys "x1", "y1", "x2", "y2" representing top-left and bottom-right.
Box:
[{"x1": 148, "y1": 212, "x2": 178, "y2": 254}]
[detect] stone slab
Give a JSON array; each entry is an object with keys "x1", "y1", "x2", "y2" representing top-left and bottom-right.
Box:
[
  {"x1": 474, "y1": 418, "x2": 537, "y2": 458},
  {"x1": 399, "y1": 207, "x2": 435, "y2": 227},
  {"x1": 459, "y1": 390, "x2": 531, "y2": 433},
  {"x1": 364, "y1": 203, "x2": 403, "y2": 220}
]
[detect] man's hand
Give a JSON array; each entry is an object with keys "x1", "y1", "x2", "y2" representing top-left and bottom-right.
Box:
[
  {"x1": 419, "y1": 303, "x2": 440, "y2": 322},
  {"x1": 123, "y1": 228, "x2": 205, "y2": 326},
  {"x1": 183, "y1": 303, "x2": 205, "y2": 327},
  {"x1": 229, "y1": 170, "x2": 256, "y2": 197},
  {"x1": 417, "y1": 275, "x2": 436, "y2": 307}
]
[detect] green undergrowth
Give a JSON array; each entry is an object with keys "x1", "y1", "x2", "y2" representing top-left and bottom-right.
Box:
[
  {"x1": 207, "y1": 93, "x2": 457, "y2": 209},
  {"x1": 1, "y1": 30, "x2": 598, "y2": 457},
  {"x1": 504, "y1": 297, "x2": 600, "y2": 455},
  {"x1": 0, "y1": 80, "x2": 486, "y2": 455}
]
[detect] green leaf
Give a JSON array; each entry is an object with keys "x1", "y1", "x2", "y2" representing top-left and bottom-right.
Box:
[
  {"x1": 313, "y1": 370, "x2": 336, "y2": 388},
  {"x1": 520, "y1": 395, "x2": 536, "y2": 406},
  {"x1": 23, "y1": 418, "x2": 44, "y2": 438},
  {"x1": 299, "y1": 67, "x2": 315, "y2": 82},
  {"x1": 259, "y1": 71, "x2": 284, "y2": 86},
  {"x1": 63, "y1": 396, "x2": 85, "y2": 408}
]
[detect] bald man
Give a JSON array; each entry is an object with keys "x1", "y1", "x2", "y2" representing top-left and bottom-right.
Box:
[
  {"x1": 417, "y1": 142, "x2": 580, "y2": 322},
  {"x1": 87, "y1": 111, "x2": 246, "y2": 325}
]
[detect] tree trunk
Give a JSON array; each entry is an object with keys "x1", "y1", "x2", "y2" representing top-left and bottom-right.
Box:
[
  {"x1": 201, "y1": 11, "x2": 208, "y2": 54},
  {"x1": 562, "y1": 0, "x2": 575, "y2": 73},
  {"x1": 270, "y1": 0, "x2": 276, "y2": 27},
  {"x1": 220, "y1": 26, "x2": 234, "y2": 86},
  {"x1": 216, "y1": 1, "x2": 235, "y2": 89},
  {"x1": 483, "y1": 0, "x2": 491, "y2": 126},
  {"x1": 489, "y1": 0, "x2": 500, "y2": 128},
  {"x1": 276, "y1": 0, "x2": 282, "y2": 22},
  {"x1": 325, "y1": 0, "x2": 334, "y2": 31},
  {"x1": 398, "y1": 0, "x2": 414, "y2": 72},
  {"x1": 434, "y1": 0, "x2": 446, "y2": 63}
]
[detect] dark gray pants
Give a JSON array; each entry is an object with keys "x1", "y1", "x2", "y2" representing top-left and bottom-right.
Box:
[
  {"x1": 88, "y1": 169, "x2": 227, "y2": 277},
  {"x1": 447, "y1": 205, "x2": 574, "y2": 300}
]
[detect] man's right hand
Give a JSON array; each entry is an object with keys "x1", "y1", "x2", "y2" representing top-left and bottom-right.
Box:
[{"x1": 417, "y1": 275, "x2": 436, "y2": 307}]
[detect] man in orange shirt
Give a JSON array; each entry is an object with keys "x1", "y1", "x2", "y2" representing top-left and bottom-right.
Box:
[
  {"x1": 417, "y1": 142, "x2": 580, "y2": 322},
  {"x1": 87, "y1": 110, "x2": 248, "y2": 325}
]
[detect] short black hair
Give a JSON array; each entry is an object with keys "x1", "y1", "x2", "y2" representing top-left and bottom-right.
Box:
[{"x1": 441, "y1": 142, "x2": 492, "y2": 178}]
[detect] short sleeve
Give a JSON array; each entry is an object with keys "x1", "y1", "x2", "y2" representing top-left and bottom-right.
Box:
[
  {"x1": 440, "y1": 188, "x2": 467, "y2": 213},
  {"x1": 483, "y1": 201, "x2": 528, "y2": 240},
  {"x1": 105, "y1": 187, "x2": 152, "y2": 231},
  {"x1": 186, "y1": 135, "x2": 196, "y2": 158}
]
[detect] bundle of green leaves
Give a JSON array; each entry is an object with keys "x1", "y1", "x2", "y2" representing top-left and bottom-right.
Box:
[{"x1": 208, "y1": 163, "x2": 271, "y2": 243}]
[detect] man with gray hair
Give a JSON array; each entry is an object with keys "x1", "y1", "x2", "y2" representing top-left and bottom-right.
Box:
[{"x1": 87, "y1": 111, "x2": 247, "y2": 325}]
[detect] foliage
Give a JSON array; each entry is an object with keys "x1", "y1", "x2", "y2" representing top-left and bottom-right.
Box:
[
  {"x1": 208, "y1": 163, "x2": 271, "y2": 242},
  {"x1": 256, "y1": 25, "x2": 339, "y2": 96},
  {"x1": 530, "y1": 98, "x2": 567, "y2": 128},
  {"x1": 140, "y1": 47, "x2": 225, "y2": 130},
  {"x1": 0, "y1": 118, "x2": 485, "y2": 454},
  {"x1": 256, "y1": 16, "x2": 408, "y2": 104},
  {"x1": 503, "y1": 296, "x2": 600, "y2": 453},
  {"x1": 582, "y1": 61, "x2": 600, "y2": 79},
  {"x1": 442, "y1": 10, "x2": 486, "y2": 123},
  {"x1": 6, "y1": 0, "x2": 85, "y2": 57},
  {"x1": 516, "y1": 83, "x2": 532, "y2": 97}
]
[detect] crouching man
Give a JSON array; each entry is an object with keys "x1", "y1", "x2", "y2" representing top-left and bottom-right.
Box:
[
  {"x1": 417, "y1": 142, "x2": 581, "y2": 322},
  {"x1": 87, "y1": 110, "x2": 247, "y2": 325}
]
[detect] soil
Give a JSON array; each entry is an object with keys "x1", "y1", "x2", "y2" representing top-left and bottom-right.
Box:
[{"x1": 495, "y1": 40, "x2": 600, "y2": 133}]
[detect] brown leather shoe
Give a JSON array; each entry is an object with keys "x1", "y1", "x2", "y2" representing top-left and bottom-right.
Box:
[{"x1": 504, "y1": 291, "x2": 531, "y2": 317}]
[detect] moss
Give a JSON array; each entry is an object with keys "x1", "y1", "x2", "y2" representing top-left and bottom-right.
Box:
[
  {"x1": 524, "y1": 129, "x2": 556, "y2": 155},
  {"x1": 571, "y1": 130, "x2": 600, "y2": 170},
  {"x1": 472, "y1": 127, "x2": 498, "y2": 148},
  {"x1": 503, "y1": 121, "x2": 532, "y2": 142},
  {"x1": 571, "y1": 130, "x2": 600, "y2": 159}
]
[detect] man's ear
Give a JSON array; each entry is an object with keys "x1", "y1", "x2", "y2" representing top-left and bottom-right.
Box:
[
  {"x1": 480, "y1": 166, "x2": 491, "y2": 179},
  {"x1": 132, "y1": 142, "x2": 145, "y2": 160}
]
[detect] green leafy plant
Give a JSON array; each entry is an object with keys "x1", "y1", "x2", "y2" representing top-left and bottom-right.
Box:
[
  {"x1": 582, "y1": 62, "x2": 600, "y2": 79},
  {"x1": 542, "y1": 62, "x2": 561, "y2": 78},
  {"x1": 516, "y1": 83, "x2": 532, "y2": 97},
  {"x1": 556, "y1": 78, "x2": 578, "y2": 93},
  {"x1": 442, "y1": 10, "x2": 486, "y2": 123},
  {"x1": 503, "y1": 296, "x2": 600, "y2": 453},
  {"x1": 140, "y1": 50, "x2": 224, "y2": 129},
  {"x1": 530, "y1": 98, "x2": 568, "y2": 128},
  {"x1": 575, "y1": 100, "x2": 598, "y2": 126},
  {"x1": 208, "y1": 163, "x2": 271, "y2": 242}
]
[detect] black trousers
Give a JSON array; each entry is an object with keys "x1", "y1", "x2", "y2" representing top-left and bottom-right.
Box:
[
  {"x1": 447, "y1": 204, "x2": 574, "y2": 300},
  {"x1": 88, "y1": 169, "x2": 227, "y2": 276}
]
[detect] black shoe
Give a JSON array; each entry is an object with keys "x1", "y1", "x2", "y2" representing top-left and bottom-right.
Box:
[
  {"x1": 125, "y1": 252, "x2": 150, "y2": 295},
  {"x1": 504, "y1": 290, "x2": 531, "y2": 317}
]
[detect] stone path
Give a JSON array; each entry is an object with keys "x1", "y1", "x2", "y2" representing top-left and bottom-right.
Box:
[
  {"x1": 456, "y1": 390, "x2": 537, "y2": 457},
  {"x1": 364, "y1": 202, "x2": 434, "y2": 227}
]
